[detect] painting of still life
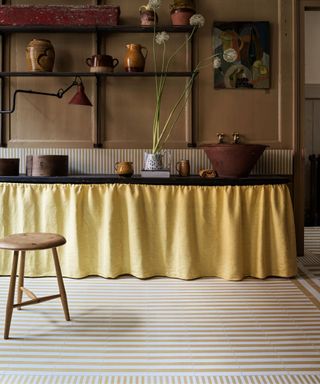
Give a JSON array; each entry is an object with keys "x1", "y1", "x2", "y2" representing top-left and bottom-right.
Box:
[{"x1": 213, "y1": 21, "x2": 270, "y2": 89}]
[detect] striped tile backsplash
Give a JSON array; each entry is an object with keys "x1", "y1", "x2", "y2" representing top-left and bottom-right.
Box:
[{"x1": 0, "y1": 148, "x2": 293, "y2": 175}]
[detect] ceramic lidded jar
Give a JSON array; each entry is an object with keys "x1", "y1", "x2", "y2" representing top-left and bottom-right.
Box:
[
  {"x1": 26, "y1": 39, "x2": 55, "y2": 72},
  {"x1": 124, "y1": 43, "x2": 148, "y2": 72}
]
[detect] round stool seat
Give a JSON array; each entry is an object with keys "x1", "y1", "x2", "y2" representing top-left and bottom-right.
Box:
[{"x1": 0, "y1": 233, "x2": 66, "y2": 251}]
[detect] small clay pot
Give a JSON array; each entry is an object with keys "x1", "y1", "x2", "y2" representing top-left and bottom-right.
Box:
[
  {"x1": 170, "y1": 7, "x2": 195, "y2": 25},
  {"x1": 140, "y1": 10, "x2": 158, "y2": 26}
]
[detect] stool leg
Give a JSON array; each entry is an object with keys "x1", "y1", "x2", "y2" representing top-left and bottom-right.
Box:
[
  {"x1": 4, "y1": 251, "x2": 19, "y2": 339},
  {"x1": 52, "y1": 247, "x2": 70, "y2": 321},
  {"x1": 17, "y1": 251, "x2": 25, "y2": 310}
]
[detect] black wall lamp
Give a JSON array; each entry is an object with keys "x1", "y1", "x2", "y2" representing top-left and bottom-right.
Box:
[{"x1": 0, "y1": 76, "x2": 92, "y2": 114}]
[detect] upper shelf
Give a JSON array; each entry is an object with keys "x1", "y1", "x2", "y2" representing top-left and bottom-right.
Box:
[
  {"x1": 0, "y1": 71, "x2": 195, "y2": 78},
  {"x1": 0, "y1": 25, "x2": 194, "y2": 34}
]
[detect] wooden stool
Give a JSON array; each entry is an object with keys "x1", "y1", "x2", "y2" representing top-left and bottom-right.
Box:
[{"x1": 0, "y1": 232, "x2": 70, "y2": 339}]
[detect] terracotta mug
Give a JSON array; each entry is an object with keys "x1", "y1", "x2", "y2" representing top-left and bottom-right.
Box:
[
  {"x1": 176, "y1": 159, "x2": 190, "y2": 177},
  {"x1": 115, "y1": 161, "x2": 134, "y2": 177},
  {"x1": 86, "y1": 54, "x2": 119, "y2": 72}
]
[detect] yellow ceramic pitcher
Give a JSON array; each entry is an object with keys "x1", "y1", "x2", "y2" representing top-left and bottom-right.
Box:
[{"x1": 124, "y1": 44, "x2": 148, "y2": 72}]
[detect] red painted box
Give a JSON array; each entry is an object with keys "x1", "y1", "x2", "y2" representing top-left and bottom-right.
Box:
[{"x1": 0, "y1": 5, "x2": 121, "y2": 26}]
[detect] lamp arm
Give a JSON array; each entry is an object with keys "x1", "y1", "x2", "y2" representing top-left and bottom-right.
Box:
[{"x1": 0, "y1": 78, "x2": 79, "y2": 114}]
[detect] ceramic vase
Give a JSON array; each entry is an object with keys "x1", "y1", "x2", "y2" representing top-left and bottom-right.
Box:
[
  {"x1": 26, "y1": 38, "x2": 55, "y2": 72},
  {"x1": 144, "y1": 152, "x2": 164, "y2": 170}
]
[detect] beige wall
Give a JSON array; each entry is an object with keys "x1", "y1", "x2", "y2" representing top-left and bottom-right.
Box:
[
  {"x1": 305, "y1": 10, "x2": 320, "y2": 84},
  {"x1": 196, "y1": 0, "x2": 294, "y2": 148},
  {"x1": 3, "y1": 0, "x2": 295, "y2": 149}
]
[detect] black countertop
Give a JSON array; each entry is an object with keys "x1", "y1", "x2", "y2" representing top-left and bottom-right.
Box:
[{"x1": 0, "y1": 174, "x2": 292, "y2": 186}]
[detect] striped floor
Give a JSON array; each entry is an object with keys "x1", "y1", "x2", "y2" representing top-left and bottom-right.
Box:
[
  {"x1": 304, "y1": 227, "x2": 320, "y2": 256},
  {"x1": 1, "y1": 226, "x2": 320, "y2": 383},
  {"x1": 0, "y1": 268, "x2": 320, "y2": 383},
  {"x1": 303, "y1": 227, "x2": 320, "y2": 280}
]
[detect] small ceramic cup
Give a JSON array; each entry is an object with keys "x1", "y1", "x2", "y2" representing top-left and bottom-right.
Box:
[
  {"x1": 176, "y1": 159, "x2": 190, "y2": 176},
  {"x1": 114, "y1": 161, "x2": 134, "y2": 177}
]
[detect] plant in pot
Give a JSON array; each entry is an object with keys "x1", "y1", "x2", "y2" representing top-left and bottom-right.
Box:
[
  {"x1": 142, "y1": 0, "x2": 212, "y2": 171},
  {"x1": 170, "y1": 0, "x2": 196, "y2": 26}
]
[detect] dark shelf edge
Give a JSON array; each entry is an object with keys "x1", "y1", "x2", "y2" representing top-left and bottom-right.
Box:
[
  {"x1": 0, "y1": 71, "x2": 194, "y2": 77},
  {"x1": 0, "y1": 175, "x2": 292, "y2": 186},
  {"x1": 0, "y1": 25, "x2": 194, "y2": 33}
]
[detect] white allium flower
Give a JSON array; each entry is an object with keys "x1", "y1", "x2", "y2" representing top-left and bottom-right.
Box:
[
  {"x1": 223, "y1": 48, "x2": 237, "y2": 63},
  {"x1": 190, "y1": 14, "x2": 205, "y2": 28},
  {"x1": 155, "y1": 31, "x2": 170, "y2": 45},
  {"x1": 148, "y1": 0, "x2": 161, "y2": 9}
]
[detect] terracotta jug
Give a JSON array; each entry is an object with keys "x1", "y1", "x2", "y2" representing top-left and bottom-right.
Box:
[
  {"x1": 26, "y1": 39, "x2": 55, "y2": 72},
  {"x1": 124, "y1": 44, "x2": 148, "y2": 72}
]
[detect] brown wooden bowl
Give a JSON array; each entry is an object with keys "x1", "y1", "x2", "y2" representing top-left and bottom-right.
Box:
[{"x1": 26, "y1": 155, "x2": 68, "y2": 177}]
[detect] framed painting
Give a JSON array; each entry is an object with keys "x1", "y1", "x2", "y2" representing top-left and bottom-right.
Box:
[{"x1": 213, "y1": 21, "x2": 270, "y2": 89}]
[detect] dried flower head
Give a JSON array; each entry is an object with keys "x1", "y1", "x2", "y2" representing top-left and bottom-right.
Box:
[
  {"x1": 148, "y1": 0, "x2": 161, "y2": 9},
  {"x1": 189, "y1": 14, "x2": 205, "y2": 27},
  {"x1": 155, "y1": 31, "x2": 170, "y2": 45}
]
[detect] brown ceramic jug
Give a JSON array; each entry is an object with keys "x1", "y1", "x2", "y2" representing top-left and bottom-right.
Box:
[
  {"x1": 26, "y1": 39, "x2": 55, "y2": 72},
  {"x1": 124, "y1": 44, "x2": 148, "y2": 72}
]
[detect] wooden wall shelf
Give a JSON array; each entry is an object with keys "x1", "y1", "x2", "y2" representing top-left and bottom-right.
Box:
[
  {"x1": 0, "y1": 25, "x2": 194, "y2": 34},
  {"x1": 0, "y1": 71, "x2": 195, "y2": 78}
]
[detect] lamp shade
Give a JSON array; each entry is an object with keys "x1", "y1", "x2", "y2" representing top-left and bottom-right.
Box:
[{"x1": 68, "y1": 84, "x2": 92, "y2": 106}]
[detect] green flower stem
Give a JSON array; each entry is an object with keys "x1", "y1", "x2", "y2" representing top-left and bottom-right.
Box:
[
  {"x1": 164, "y1": 26, "x2": 197, "y2": 74},
  {"x1": 152, "y1": 99, "x2": 161, "y2": 148},
  {"x1": 152, "y1": 12, "x2": 159, "y2": 98},
  {"x1": 153, "y1": 72, "x2": 197, "y2": 153},
  {"x1": 152, "y1": 40, "x2": 167, "y2": 152},
  {"x1": 152, "y1": 31, "x2": 194, "y2": 153},
  {"x1": 155, "y1": 26, "x2": 196, "y2": 109},
  {"x1": 149, "y1": 10, "x2": 203, "y2": 154}
]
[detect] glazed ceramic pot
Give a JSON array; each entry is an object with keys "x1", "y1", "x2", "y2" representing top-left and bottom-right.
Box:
[
  {"x1": 114, "y1": 161, "x2": 134, "y2": 177},
  {"x1": 26, "y1": 39, "x2": 55, "y2": 72},
  {"x1": 124, "y1": 43, "x2": 148, "y2": 72},
  {"x1": 170, "y1": 7, "x2": 195, "y2": 25},
  {"x1": 140, "y1": 10, "x2": 158, "y2": 26}
]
